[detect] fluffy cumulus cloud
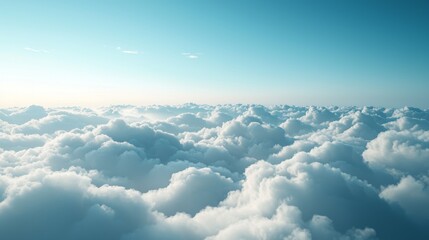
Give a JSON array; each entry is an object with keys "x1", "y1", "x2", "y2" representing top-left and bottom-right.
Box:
[{"x1": 0, "y1": 104, "x2": 428, "y2": 239}]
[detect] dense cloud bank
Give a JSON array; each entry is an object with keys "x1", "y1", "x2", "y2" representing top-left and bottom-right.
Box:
[{"x1": 1, "y1": 104, "x2": 429, "y2": 239}]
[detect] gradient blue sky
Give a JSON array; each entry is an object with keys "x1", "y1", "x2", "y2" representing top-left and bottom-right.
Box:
[{"x1": 1, "y1": 0, "x2": 428, "y2": 107}]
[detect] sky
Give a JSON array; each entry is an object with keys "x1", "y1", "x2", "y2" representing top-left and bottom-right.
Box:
[{"x1": 0, "y1": 0, "x2": 428, "y2": 107}]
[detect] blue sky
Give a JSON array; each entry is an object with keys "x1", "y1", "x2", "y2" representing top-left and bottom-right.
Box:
[{"x1": 1, "y1": 0, "x2": 428, "y2": 107}]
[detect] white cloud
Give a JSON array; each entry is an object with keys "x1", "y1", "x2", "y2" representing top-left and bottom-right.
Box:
[
  {"x1": 24, "y1": 47, "x2": 49, "y2": 53},
  {"x1": 116, "y1": 47, "x2": 142, "y2": 55},
  {"x1": 122, "y1": 50, "x2": 140, "y2": 54},
  {"x1": 0, "y1": 105, "x2": 47, "y2": 124},
  {"x1": 363, "y1": 130, "x2": 429, "y2": 175},
  {"x1": 0, "y1": 104, "x2": 429, "y2": 239},
  {"x1": 143, "y1": 167, "x2": 236, "y2": 216},
  {"x1": 380, "y1": 176, "x2": 429, "y2": 223},
  {"x1": 182, "y1": 52, "x2": 201, "y2": 59}
]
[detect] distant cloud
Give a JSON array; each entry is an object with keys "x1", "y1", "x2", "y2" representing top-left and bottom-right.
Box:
[
  {"x1": 122, "y1": 50, "x2": 139, "y2": 55},
  {"x1": 182, "y1": 52, "x2": 201, "y2": 59},
  {"x1": 116, "y1": 47, "x2": 141, "y2": 55},
  {"x1": 24, "y1": 47, "x2": 49, "y2": 53}
]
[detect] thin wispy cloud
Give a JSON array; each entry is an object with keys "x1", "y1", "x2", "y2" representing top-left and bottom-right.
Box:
[
  {"x1": 116, "y1": 47, "x2": 141, "y2": 55},
  {"x1": 182, "y1": 52, "x2": 201, "y2": 59},
  {"x1": 24, "y1": 47, "x2": 49, "y2": 53},
  {"x1": 121, "y1": 50, "x2": 139, "y2": 54}
]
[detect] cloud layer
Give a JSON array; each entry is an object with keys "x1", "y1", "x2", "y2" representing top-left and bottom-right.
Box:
[{"x1": 0, "y1": 104, "x2": 428, "y2": 239}]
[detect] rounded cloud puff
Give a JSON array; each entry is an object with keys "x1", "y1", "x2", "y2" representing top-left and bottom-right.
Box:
[
  {"x1": 363, "y1": 130, "x2": 429, "y2": 175},
  {"x1": 143, "y1": 167, "x2": 236, "y2": 216}
]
